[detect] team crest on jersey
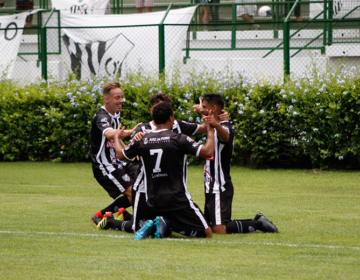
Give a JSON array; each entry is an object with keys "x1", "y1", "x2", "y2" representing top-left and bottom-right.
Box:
[
  {"x1": 106, "y1": 140, "x2": 115, "y2": 149},
  {"x1": 122, "y1": 174, "x2": 131, "y2": 182},
  {"x1": 100, "y1": 117, "x2": 108, "y2": 123},
  {"x1": 186, "y1": 136, "x2": 193, "y2": 142}
]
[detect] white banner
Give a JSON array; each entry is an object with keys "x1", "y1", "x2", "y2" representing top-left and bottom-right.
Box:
[
  {"x1": 0, "y1": 13, "x2": 27, "y2": 77},
  {"x1": 44, "y1": 6, "x2": 197, "y2": 79},
  {"x1": 51, "y1": 0, "x2": 110, "y2": 15},
  {"x1": 310, "y1": 0, "x2": 360, "y2": 19}
]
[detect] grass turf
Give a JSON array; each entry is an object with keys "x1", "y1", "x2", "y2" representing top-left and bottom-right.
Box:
[{"x1": 0, "y1": 162, "x2": 359, "y2": 279}]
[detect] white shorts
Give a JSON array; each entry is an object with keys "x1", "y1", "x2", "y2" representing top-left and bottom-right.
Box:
[
  {"x1": 235, "y1": 0, "x2": 257, "y2": 17},
  {"x1": 135, "y1": 0, "x2": 154, "y2": 8}
]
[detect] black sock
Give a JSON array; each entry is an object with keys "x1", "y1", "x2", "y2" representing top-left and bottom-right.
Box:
[
  {"x1": 107, "y1": 218, "x2": 134, "y2": 233},
  {"x1": 171, "y1": 221, "x2": 207, "y2": 238},
  {"x1": 122, "y1": 210, "x2": 133, "y2": 221},
  {"x1": 101, "y1": 195, "x2": 131, "y2": 215},
  {"x1": 226, "y1": 220, "x2": 262, "y2": 234}
]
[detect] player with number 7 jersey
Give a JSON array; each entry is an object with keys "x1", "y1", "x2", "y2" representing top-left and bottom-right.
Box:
[
  {"x1": 115, "y1": 102, "x2": 215, "y2": 238},
  {"x1": 124, "y1": 131, "x2": 204, "y2": 211}
]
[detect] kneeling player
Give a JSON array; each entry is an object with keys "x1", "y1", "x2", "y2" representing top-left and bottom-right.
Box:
[{"x1": 114, "y1": 102, "x2": 216, "y2": 239}]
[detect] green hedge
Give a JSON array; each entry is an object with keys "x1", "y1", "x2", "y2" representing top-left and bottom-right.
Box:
[{"x1": 1, "y1": 67, "x2": 360, "y2": 169}]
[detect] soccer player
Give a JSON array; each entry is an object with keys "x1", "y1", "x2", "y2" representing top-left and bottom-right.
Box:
[
  {"x1": 127, "y1": 93, "x2": 207, "y2": 231},
  {"x1": 114, "y1": 102, "x2": 215, "y2": 239},
  {"x1": 195, "y1": 93, "x2": 278, "y2": 234},
  {"x1": 89, "y1": 82, "x2": 140, "y2": 226}
]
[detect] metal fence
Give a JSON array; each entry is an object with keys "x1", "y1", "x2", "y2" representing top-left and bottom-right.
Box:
[{"x1": 1, "y1": 0, "x2": 360, "y2": 82}]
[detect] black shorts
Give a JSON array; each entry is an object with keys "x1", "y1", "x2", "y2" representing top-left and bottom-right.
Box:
[
  {"x1": 204, "y1": 182, "x2": 234, "y2": 226},
  {"x1": 132, "y1": 190, "x2": 156, "y2": 231},
  {"x1": 154, "y1": 201, "x2": 209, "y2": 231},
  {"x1": 95, "y1": 163, "x2": 138, "y2": 199},
  {"x1": 16, "y1": 2, "x2": 34, "y2": 22}
]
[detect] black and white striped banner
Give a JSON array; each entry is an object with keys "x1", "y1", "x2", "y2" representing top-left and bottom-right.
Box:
[
  {"x1": 44, "y1": 6, "x2": 196, "y2": 79},
  {"x1": 0, "y1": 13, "x2": 27, "y2": 77},
  {"x1": 51, "y1": 0, "x2": 110, "y2": 15},
  {"x1": 310, "y1": 0, "x2": 360, "y2": 19}
]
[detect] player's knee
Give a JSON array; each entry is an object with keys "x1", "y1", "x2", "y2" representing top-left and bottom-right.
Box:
[{"x1": 211, "y1": 225, "x2": 227, "y2": 234}]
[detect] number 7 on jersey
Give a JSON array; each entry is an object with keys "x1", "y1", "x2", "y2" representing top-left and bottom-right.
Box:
[{"x1": 150, "y1": 149, "x2": 163, "y2": 173}]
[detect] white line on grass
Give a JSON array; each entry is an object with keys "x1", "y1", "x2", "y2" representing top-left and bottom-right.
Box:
[{"x1": 1, "y1": 230, "x2": 359, "y2": 250}]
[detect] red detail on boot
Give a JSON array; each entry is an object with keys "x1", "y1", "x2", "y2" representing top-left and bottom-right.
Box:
[
  {"x1": 95, "y1": 211, "x2": 103, "y2": 218},
  {"x1": 117, "y1": 207, "x2": 125, "y2": 216},
  {"x1": 104, "y1": 211, "x2": 113, "y2": 218}
]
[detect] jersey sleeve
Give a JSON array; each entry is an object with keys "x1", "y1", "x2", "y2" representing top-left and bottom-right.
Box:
[
  {"x1": 178, "y1": 120, "x2": 200, "y2": 136},
  {"x1": 122, "y1": 140, "x2": 141, "y2": 160},
  {"x1": 178, "y1": 134, "x2": 203, "y2": 157},
  {"x1": 218, "y1": 122, "x2": 234, "y2": 144},
  {"x1": 95, "y1": 112, "x2": 113, "y2": 135}
]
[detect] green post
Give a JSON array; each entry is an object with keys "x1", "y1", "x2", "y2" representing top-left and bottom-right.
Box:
[
  {"x1": 328, "y1": 0, "x2": 333, "y2": 46},
  {"x1": 159, "y1": 4, "x2": 173, "y2": 75},
  {"x1": 193, "y1": 7, "x2": 198, "y2": 40},
  {"x1": 159, "y1": 24, "x2": 165, "y2": 74},
  {"x1": 41, "y1": 26, "x2": 48, "y2": 80},
  {"x1": 231, "y1": 4, "x2": 236, "y2": 49},
  {"x1": 117, "y1": 0, "x2": 124, "y2": 14},
  {"x1": 40, "y1": 8, "x2": 56, "y2": 81},
  {"x1": 117, "y1": 0, "x2": 120, "y2": 14},
  {"x1": 37, "y1": 11, "x2": 42, "y2": 62},
  {"x1": 283, "y1": 20, "x2": 290, "y2": 79},
  {"x1": 322, "y1": 0, "x2": 327, "y2": 52},
  {"x1": 274, "y1": 0, "x2": 279, "y2": 39},
  {"x1": 283, "y1": 0, "x2": 300, "y2": 80}
]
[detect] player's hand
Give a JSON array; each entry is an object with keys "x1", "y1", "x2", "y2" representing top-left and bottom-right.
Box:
[
  {"x1": 219, "y1": 110, "x2": 230, "y2": 121},
  {"x1": 129, "y1": 156, "x2": 139, "y2": 162},
  {"x1": 133, "y1": 131, "x2": 146, "y2": 142},
  {"x1": 115, "y1": 123, "x2": 126, "y2": 139},
  {"x1": 203, "y1": 109, "x2": 217, "y2": 128},
  {"x1": 192, "y1": 98, "x2": 203, "y2": 114}
]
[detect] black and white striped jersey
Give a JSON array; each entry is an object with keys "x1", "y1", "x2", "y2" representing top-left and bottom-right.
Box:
[
  {"x1": 123, "y1": 129, "x2": 202, "y2": 211},
  {"x1": 90, "y1": 106, "x2": 121, "y2": 177},
  {"x1": 204, "y1": 121, "x2": 234, "y2": 194},
  {"x1": 130, "y1": 120, "x2": 200, "y2": 192}
]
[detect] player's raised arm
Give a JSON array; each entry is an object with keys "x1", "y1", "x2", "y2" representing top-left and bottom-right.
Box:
[
  {"x1": 199, "y1": 123, "x2": 215, "y2": 158},
  {"x1": 203, "y1": 109, "x2": 230, "y2": 143},
  {"x1": 104, "y1": 122, "x2": 142, "y2": 140},
  {"x1": 218, "y1": 110, "x2": 230, "y2": 122},
  {"x1": 192, "y1": 98, "x2": 203, "y2": 114}
]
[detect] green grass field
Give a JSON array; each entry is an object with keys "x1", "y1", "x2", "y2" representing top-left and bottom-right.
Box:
[{"x1": 0, "y1": 162, "x2": 359, "y2": 279}]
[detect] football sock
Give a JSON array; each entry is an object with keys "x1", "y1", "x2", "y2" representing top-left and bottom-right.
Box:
[
  {"x1": 101, "y1": 195, "x2": 132, "y2": 215},
  {"x1": 107, "y1": 218, "x2": 134, "y2": 233},
  {"x1": 122, "y1": 210, "x2": 133, "y2": 221},
  {"x1": 171, "y1": 222, "x2": 207, "y2": 238},
  {"x1": 226, "y1": 220, "x2": 262, "y2": 234}
]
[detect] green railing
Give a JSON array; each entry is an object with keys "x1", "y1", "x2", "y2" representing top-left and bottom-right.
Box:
[{"x1": 1, "y1": 0, "x2": 360, "y2": 81}]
